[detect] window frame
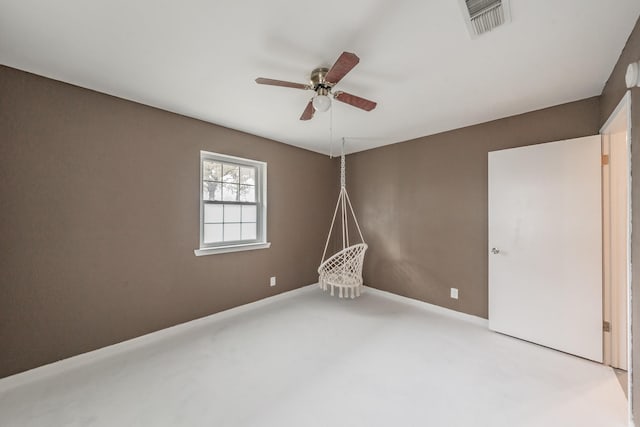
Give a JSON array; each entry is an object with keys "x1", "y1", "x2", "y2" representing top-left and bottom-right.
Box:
[{"x1": 195, "y1": 151, "x2": 270, "y2": 256}]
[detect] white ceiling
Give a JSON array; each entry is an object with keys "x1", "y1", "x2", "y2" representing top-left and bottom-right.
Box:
[{"x1": 1, "y1": 1, "x2": 639, "y2": 155}]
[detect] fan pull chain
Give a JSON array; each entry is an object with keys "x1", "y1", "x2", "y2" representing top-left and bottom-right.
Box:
[{"x1": 329, "y1": 104, "x2": 334, "y2": 159}]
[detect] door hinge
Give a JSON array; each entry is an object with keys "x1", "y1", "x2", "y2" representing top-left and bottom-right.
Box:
[
  {"x1": 602, "y1": 154, "x2": 609, "y2": 166},
  {"x1": 603, "y1": 321, "x2": 611, "y2": 332}
]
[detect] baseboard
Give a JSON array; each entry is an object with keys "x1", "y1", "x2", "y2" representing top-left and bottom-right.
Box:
[
  {"x1": 363, "y1": 286, "x2": 489, "y2": 327},
  {"x1": 1, "y1": 283, "x2": 487, "y2": 393},
  {"x1": 0, "y1": 284, "x2": 318, "y2": 393}
]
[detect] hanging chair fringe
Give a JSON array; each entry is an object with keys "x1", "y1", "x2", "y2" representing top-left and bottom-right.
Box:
[{"x1": 318, "y1": 243, "x2": 367, "y2": 299}]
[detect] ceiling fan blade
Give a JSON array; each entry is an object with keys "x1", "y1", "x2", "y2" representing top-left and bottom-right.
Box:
[
  {"x1": 255, "y1": 78, "x2": 310, "y2": 90},
  {"x1": 334, "y1": 91, "x2": 377, "y2": 111},
  {"x1": 324, "y1": 52, "x2": 360, "y2": 85},
  {"x1": 300, "y1": 99, "x2": 315, "y2": 120}
]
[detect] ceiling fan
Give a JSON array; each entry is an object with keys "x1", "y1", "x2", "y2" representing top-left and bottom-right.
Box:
[{"x1": 255, "y1": 52, "x2": 377, "y2": 121}]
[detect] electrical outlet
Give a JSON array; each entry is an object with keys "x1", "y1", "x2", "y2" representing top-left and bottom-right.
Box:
[
  {"x1": 270, "y1": 276, "x2": 276, "y2": 287},
  {"x1": 450, "y1": 288, "x2": 459, "y2": 299}
]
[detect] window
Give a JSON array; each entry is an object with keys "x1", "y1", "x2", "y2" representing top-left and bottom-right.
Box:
[{"x1": 195, "y1": 151, "x2": 269, "y2": 256}]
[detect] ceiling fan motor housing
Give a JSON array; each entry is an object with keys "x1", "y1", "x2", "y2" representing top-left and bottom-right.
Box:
[{"x1": 310, "y1": 67, "x2": 331, "y2": 92}]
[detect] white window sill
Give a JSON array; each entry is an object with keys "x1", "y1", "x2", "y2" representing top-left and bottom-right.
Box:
[{"x1": 194, "y1": 242, "x2": 271, "y2": 256}]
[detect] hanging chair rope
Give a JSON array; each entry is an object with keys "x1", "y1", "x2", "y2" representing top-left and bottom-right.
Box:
[
  {"x1": 344, "y1": 187, "x2": 365, "y2": 244},
  {"x1": 320, "y1": 139, "x2": 365, "y2": 263},
  {"x1": 318, "y1": 138, "x2": 368, "y2": 299},
  {"x1": 321, "y1": 187, "x2": 344, "y2": 264}
]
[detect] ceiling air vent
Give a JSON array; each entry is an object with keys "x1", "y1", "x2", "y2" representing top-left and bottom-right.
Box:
[{"x1": 460, "y1": 0, "x2": 511, "y2": 38}]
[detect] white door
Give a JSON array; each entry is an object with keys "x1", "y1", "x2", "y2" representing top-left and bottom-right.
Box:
[{"x1": 488, "y1": 135, "x2": 602, "y2": 362}]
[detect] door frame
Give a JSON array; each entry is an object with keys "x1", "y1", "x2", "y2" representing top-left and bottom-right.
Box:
[{"x1": 600, "y1": 90, "x2": 632, "y2": 412}]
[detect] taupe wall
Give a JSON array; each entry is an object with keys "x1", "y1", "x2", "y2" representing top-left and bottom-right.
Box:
[
  {"x1": 0, "y1": 65, "x2": 335, "y2": 378},
  {"x1": 600, "y1": 17, "x2": 640, "y2": 125},
  {"x1": 600, "y1": 16, "x2": 640, "y2": 420},
  {"x1": 346, "y1": 98, "x2": 600, "y2": 318}
]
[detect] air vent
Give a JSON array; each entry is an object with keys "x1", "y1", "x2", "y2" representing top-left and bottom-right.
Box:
[{"x1": 459, "y1": 0, "x2": 511, "y2": 38}]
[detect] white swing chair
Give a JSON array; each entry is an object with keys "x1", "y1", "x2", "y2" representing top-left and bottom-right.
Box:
[{"x1": 318, "y1": 141, "x2": 367, "y2": 298}]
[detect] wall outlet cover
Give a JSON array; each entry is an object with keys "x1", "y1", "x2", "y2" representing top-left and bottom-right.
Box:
[
  {"x1": 450, "y1": 288, "x2": 459, "y2": 299},
  {"x1": 270, "y1": 277, "x2": 276, "y2": 287}
]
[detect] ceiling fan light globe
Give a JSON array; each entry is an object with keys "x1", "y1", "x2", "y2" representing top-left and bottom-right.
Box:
[{"x1": 312, "y1": 94, "x2": 331, "y2": 112}]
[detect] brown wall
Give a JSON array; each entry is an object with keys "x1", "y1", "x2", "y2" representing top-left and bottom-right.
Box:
[
  {"x1": 600, "y1": 17, "x2": 640, "y2": 125},
  {"x1": 600, "y1": 16, "x2": 640, "y2": 421},
  {"x1": 346, "y1": 98, "x2": 600, "y2": 318},
  {"x1": 0, "y1": 65, "x2": 335, "y2": 378}
]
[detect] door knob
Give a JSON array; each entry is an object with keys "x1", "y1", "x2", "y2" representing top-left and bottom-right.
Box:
[{"x1": 491, "y1": 248, "x2": 500, "y2": 254}]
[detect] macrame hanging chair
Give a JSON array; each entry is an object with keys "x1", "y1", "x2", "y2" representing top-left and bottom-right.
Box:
[{"x1": 318, "y1": 139, "x2": 367, "y2": 299}]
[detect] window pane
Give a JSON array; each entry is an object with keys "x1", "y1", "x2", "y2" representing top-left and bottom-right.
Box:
[
  {"x1": 204, "y1": 224, "x2": 223, "y2": 243},
  {"x1": 239, "y1": 185, "x2": 255, "y2": 202},
  {"x1": 204, "y1": 204, "x2": 223, "y2": 223},
  {"x1": 223, "y1": 164, "x2": 239, "y2": 183},
  {"x1": 242, "y1": 205, "x2": 257, "y2": 222},
  {"x1": 200, "y1": 152, "x2": 266, "y2": 248},
  {"x1": 224, "y1": 204, "x2": 241, "y2": 223},
  {"x1": 203, "y1": 182, "x2": 221, "y2": 201},
  {"x1": 240, "y1": 167, "x2": 255, "y2": 185},
  {"x1": 203, "y1": 161, "x2": 222, "y2": 181},
  {"x1": 222, "y1": 183, "x2": 238, "y2": 201},
  {"x1": 223, "y1": 223, "x2": 241, "y2": 241},
  {"x1": 241, "y1": 223, "x2": 257, "y2": 240}
]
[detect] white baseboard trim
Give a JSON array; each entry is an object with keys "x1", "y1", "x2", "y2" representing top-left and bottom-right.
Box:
[
  {"x1": 0, "y1": 284, "x2": 318, "y2": 393},
  {"x1": 363, "y1": 286, "x2": 489, "y2": 327},
  {"x1": 0, "y1": 283, "x2": 487, "y2": 393}
]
